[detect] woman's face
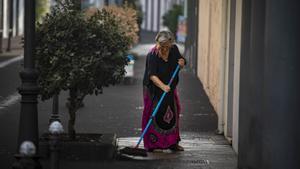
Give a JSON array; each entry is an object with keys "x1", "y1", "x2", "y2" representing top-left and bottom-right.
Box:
[{"x1": 157, "y1": 42, "x2": 171, "y2": 55}]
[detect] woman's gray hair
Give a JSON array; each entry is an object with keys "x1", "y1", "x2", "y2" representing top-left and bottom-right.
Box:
[{"x1": 155, "y1": 30, "x2": 175, "y2": 44}]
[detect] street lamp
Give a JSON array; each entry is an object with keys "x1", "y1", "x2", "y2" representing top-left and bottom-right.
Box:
[
  {"x1": 19, "y1": 141, "x2": 36, "y2": 156},
  {"x1": 50, "y1": 94, "x2": 60, "y2": 123},
  {"x1": 12, "y1": 141, "x2": 42, "y2": 169},
  {"x1": 6, "y1": 0, "x2": 13, "y2": 52},
  {"x1": 49, "y1": 121, "x2": 64, "y2": 169},
  {"x1": 12, "y1": 0, "x2": 41, "y2": 168},
  {"x1": 16, "y1": 0, "x2": 19, "y2": 36},
  {"x1": 0, "y1": 0, "x2": 3, "y2": 53}
]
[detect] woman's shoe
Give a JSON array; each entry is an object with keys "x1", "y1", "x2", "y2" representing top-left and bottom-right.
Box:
[{"x1": 169, "y1": 144, "x2": 184, "y2": 151}]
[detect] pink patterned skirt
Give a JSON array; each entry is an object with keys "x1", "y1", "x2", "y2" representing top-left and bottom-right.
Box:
[{"x1": 142, "y1": 87, "x2": 181, "y2": 151}]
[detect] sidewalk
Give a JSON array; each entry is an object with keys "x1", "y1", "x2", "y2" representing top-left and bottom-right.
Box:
[
  {"x1": 0, "y1": 36, "x2": 23, "y2": 62},
  {"x1": 51, "y1": 132, "x2": 236, "y2": 169}
]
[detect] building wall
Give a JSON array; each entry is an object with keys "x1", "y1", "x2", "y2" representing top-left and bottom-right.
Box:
[
  {"x1": 197, "y1": 0, "x2": 228, "y2": 133},
  {"x1": 1, "y1": 0, "x2": 24, "y2": 38},
  {"x1": 238, "y1": 0, "x2": 300, "y2": 168},
  {"x1": 221, "y1": 0, "x2": 243, "y2": 153},
  {"x1": 196, "y1": 0, "x2": 243, "y2": 153},
  {"x1": 184, "y1": 0, "x2": 198, "y2": 74}
]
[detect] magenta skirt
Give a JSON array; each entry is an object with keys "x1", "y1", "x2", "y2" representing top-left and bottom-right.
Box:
[{"x1": 142, "y1": 87, "x2": 181, "y2": 150}]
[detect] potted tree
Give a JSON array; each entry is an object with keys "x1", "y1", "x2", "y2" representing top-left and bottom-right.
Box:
[{"x1": 36, "y1": 1, "x2": 138, "y2": 160}]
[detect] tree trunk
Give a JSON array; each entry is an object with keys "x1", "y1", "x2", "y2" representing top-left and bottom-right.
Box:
[
  {"x1": 68, "y1": 88, "x2": 78, "y2": 139},
  {"x1": 67, "y1": 88, "x2": 86, "y2": 139}
]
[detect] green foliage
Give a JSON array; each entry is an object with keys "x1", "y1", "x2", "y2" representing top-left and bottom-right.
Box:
[
  {"x1": 36, "y1": 0, "x2": 49, "y2": 22},
  {"x1": 36, "y1": 1, "x2": 132, "y2": 137},
  {"x1": 162, "y1": 4, "x2": 183, "y2": 35},
  {"x1": 36, "y1": 2, "x2": 131, "y2": 100}
]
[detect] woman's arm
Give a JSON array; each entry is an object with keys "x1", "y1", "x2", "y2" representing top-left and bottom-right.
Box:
[
  {"x1": 173, "y1": 44, "x2": 187, "y2": 67},
  {"x1": 150, "y1": 75, "x2": 170, "y2": 92}
]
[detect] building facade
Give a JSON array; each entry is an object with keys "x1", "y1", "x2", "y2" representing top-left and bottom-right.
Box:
[
  {"x1": 186, "y1": 0, "x2": 299, "y2": 168},
  {"x1": 0, "y1": 0, "x2": 24, "y2": 52},
  {"x1": 0, "y1": 0, "x2": 24, "y2": 38}
]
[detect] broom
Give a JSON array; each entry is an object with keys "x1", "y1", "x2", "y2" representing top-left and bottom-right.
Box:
[{"x1": 119, "y1": 65, "x2": 181, "y2": 157}]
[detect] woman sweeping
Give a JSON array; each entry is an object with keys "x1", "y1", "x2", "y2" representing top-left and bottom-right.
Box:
[{"x1": 142, "y1": 31, "x2": 185, "y2": 152}]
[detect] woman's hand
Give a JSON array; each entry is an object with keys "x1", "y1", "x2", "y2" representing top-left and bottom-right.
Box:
[
  {"x1": 178, "y1": 58, "x2": 185, "y2": 68},
  {"x1": 161, "y1": 84, "x2": 171, "y2": 93},
  {"x1": 150, "y1": 75, "x2": 170, "y2": 92}
]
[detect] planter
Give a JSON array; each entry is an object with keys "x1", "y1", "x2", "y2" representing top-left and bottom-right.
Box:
[{"x1": 39, "y1": 133, "x2": 117, "y2": 161}]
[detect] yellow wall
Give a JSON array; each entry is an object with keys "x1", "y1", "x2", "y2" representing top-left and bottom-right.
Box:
[{"x1": 197, "y1": 0, "x2": 227, "y2": 114}]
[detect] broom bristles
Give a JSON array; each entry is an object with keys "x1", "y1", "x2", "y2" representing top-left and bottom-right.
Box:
[{"x1": 119, "y1": 147, "x2": 148, "y2": 157}]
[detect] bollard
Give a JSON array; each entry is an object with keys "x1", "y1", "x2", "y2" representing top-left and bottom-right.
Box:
[
  {"x1": 49, "y1": 121, "x2": 64, "y2": 169},
  {"x1": 12, "y1": 141, "x2": 42, "y2": 169}
]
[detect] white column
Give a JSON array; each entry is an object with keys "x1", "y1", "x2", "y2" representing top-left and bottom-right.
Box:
[
  {"x1": 3, "y1": 0, "x2": 8, "y2": 38},
  {"x1": 232, "y1": 0, "x2": 242, "y2": 154},
  {"x1": 160, "y1": 0, "x2": 165, "y2": 30},
  {"x1": 153, "y1": 0, "x2": 158, "y2": 32},
  {"x1": 184, "y1": 0, "x2": 187, "y2": 17},
  {"x1": 166, "y1": 0, "x2": 170, "y2": 11},
  {"x1": 13, "y1": 0, "x2": 16, "y2": 36},
  {"x1": 147, "y1": 0, "x2": 152, "y2": 31},
  {"x1": 223, "y1": 0, "x2": 231, "y2": 139},
  {"x1": 217, "y1": 0, "x2": 229, "y2": 135},
  {"x1": 141, "y1": 0, "x2": 146, "y2": 30},
  {"x1": 18, "y1": 0, "x2": 24, "y2": 36}
]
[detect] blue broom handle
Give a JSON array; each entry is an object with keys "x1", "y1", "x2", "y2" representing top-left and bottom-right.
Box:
[{"x1": 136, "y1": 65, "x2": 180, "y2": 148}]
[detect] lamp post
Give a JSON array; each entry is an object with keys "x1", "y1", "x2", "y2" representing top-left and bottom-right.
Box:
[
  {"x1": 6, "y1": 0, "x2": 13, "y2": 52},
  {"x1": 49, "y1": 94, "x2": 60, "y2": 123},
  {"x1": 16, "y1": 0, "x2": 19, "y2": 36},
  {"x1": 0, "y1": 0, "x2": 3, "y2": 53},
  {"x1": 49, "y1": 121, "x2": 64, "y2": 169},
  {"x1": 12, "y1": 141, "x2": 42, "y2": 169},
  {"x1": 12, "y1": 0, "x2": 41, "y2": 168}
]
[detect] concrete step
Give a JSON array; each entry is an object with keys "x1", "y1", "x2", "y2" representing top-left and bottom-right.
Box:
[{"x1": 39, "y1": 133, "x2": 117, "y2": 161}]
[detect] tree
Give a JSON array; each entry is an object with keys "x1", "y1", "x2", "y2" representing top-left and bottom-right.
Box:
[
  {"x1": 36, "y1": 0, "x2": 49, "y2": 22},
  {"x1": 122, "y1": 0, "x2": 143, "y2": 37},
  {"x1": 101, "y1": 4, "x2": 139, "y2": 45},
  {"x1": 35, "y1": 1, "x2": 133, "y2": 139},
  {"x1": 162, "y1": 4, "x2": 183, "y2": 35}
]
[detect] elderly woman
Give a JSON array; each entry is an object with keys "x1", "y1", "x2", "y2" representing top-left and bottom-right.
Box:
[{"x1": 142, "y1": 31, "x2": 185, "y2": 152}]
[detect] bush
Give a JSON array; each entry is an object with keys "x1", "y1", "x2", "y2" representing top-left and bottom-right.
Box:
[
  {"x1": 35, "y1": 1, "x2": 134, "y2": 138},
  {"x1": 162, "y1": 4, "x2": 183, "y2": 35},
  {"x1": 122, "y1": 0, "x2": 143, "y2": 37},
  {"x1": 86, "y1": 4, "x2": 139, "y2": 45}
]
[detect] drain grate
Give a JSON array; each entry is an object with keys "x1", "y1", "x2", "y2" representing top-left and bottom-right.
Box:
[
  {"x1": 181, "y1": 159, "x2": 210, "y2": 165},
  {"x1": 163, "y1": 159, "x2": 210, "y2": 165},
  {"x1": 155, "y1": 159, "x2": 211, "y2": 169}
]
